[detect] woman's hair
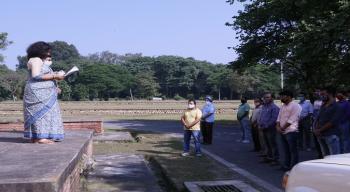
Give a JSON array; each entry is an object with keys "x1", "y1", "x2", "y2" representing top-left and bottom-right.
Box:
[
  {"x1": 188, "y1": 99, "x2": 196, "y2": 105},
  {"x1": 26, "y1": 41, "x2": 52, "y2": 60}
]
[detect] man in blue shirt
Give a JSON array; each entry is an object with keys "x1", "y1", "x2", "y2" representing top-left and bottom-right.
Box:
[
  {"x1": 201, "y1": 96, "x2": 215, "y2": 145},
  {"x1": 298, "y1": 92, "x2": 314, "y2": 151},
  {"x1": 258, "y1": 92, "x2": 280, "y2": 164}
]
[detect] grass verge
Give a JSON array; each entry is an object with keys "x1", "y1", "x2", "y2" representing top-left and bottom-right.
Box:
[{"x1": 93, "y1": 129, "x2": 236, "y2": 191}]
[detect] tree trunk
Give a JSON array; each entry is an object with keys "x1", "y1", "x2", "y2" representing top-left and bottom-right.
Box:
[{"x1": 129, "y1": 88, "x2": 134, "y2": 101}]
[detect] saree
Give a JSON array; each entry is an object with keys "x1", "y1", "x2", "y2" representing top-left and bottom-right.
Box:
[{"x1": 23, "y1": 63, "x2": 64, "y2": 140}]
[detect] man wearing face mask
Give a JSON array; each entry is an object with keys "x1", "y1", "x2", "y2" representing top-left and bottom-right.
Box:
[
  {"x1": 314, "y1": 87, "x2": 342, "y2": 156},
  {"x1": 276, "y1": 90, "x2": 302, "y2": 171},
  {"x1": 181, "y1": 99, "x2": 203, "y2": 157},
  {"x1": 201, "y1": 96, "x2": 215, "y2": 145},
  {"x1": 297, "y1": 92, "x2": 313, "y2": 151},
  {"x1": 237, "y1": 96, "x2": 251, "y2": 143}
]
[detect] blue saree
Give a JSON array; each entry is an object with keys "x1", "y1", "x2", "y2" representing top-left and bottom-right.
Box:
[{"x1": 23, "y1": 63, "x2": 64, "y2": 140}]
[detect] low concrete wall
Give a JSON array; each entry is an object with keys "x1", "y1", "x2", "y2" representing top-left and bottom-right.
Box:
[{"x1": 0, "y1": 121, "x2": 103, "y2": 134}]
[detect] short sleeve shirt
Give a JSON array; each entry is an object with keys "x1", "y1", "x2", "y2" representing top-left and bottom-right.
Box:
[
  {"x1": 202, "y1": 103, "x2": 215, "y2": 123},
  {"x1": 237, "y1": 103, "x2": 250, "y2": 120},
  {"x1": 183, "y1": 108, "x2": 202, "y2": 130}
]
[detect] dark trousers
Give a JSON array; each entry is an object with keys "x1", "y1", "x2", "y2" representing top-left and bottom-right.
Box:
[
  {"x1": 251, "y1": 123, "x2": 261, "y2": 151},
  {"x1": 313, "y1": 133, "x2": 323, "y2": 158},
  {"x1": 298, "y1": 117, "x2": 312, "y2": 149},
  {"x1": 281, "y1": 132, "x2": 299, "y2": 169},
  {"x1": 201, "y1": 121, "x2": 214, "y2": 144},
  {"x1": 263, "y1": 128, "x2": 279, "y2": 161}
]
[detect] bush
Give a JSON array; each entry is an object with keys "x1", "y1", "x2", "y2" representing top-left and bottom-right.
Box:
[{"x1": 174, "y1": 94, "x2": 184, "y2": 101}]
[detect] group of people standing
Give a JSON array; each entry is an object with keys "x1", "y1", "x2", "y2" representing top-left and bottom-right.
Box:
[{"x1": 239, "y1": 87, "x2": 350, "y2": 171}]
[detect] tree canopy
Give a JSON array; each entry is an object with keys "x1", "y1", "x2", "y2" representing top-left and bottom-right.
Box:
[
  {"x1": 227, "y1": 0, "x2": 350, "y2": 93},
  {"x1": 1, "y1": 38, "x2": 280, "y2": 101}
]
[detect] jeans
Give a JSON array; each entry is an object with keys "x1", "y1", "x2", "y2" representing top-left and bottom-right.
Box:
[
  {"x1": 201, "y1": 121, "x2": 214, "y2": 144},
  {"x1": 262, "y1": 128, "x2": 279, "y2": 161},
  {"x1": 239, "y1": 118, "x2": 250, "y2": 141},
  {"x1": 183, "y1": 130, "x2": 201, "y2": 154},
  {"x1": 339, "y1": 121, "x2": 350, "y2": 153},
  {"x1": 281, "y1": 132, "x2": 299, "y2": 169},
  {"x1": 318, "y1": 135, "x2": 340, "y2": 156}
]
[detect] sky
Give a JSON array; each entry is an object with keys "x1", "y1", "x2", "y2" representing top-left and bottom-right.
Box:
[{"x1": 1, "y1": 0, "x2": 243, "y2": 70}]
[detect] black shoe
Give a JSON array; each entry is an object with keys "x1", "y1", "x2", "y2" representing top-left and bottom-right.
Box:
[{"x1": 258, "y1": 154, "x2": 267, "y2": 157}]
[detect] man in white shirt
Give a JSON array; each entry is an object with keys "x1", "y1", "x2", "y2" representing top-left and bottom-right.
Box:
[
  {"x1": 250, "y1": 98, "x2": 263, "y2": 152},
  {"x1": 277, "y1": 90, "x2": 302, "y2": 171}
]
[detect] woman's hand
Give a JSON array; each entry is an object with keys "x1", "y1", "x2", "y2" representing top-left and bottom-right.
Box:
[
  {"x1": 54, "y1": 71, "x2": 65, "y2": 81},
  {"x1": 56, "y1": 87, "x2": 62, "y2": 94}
]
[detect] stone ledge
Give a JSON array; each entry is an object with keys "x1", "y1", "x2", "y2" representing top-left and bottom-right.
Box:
[
  {"x1": 0, "y1": 130, "x2": 93, "y2": 192},
  {"x1": 0, "y1": 121, "x2": 103, "y2": 134}
]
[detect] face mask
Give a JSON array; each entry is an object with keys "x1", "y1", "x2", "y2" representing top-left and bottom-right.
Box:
[
  {"x1": 205, "y1": 101, "x2": 211, "y2": 105},
  {"x1": 320, "y1": 95, "x2": 328, "y2": 102},
  {"x1": 188, "y1": 104, "x2": 195, "y2": 109},
  {"x1": 43, "y1": 60, "x2": 52, "y2": 66}
]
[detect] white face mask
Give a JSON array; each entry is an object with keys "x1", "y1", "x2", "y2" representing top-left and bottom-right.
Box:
[
  {"x1": 43, "y1": 59, "x2": 52, "y2": 66},
  {"x1": 188, "y1": 104, "x2": 195, "y2": 109},
  {"x1": 206, "y1": 101, "x2": 211, "y2": 105}
]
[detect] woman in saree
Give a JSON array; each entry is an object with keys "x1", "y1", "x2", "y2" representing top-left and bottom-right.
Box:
[{"x1": 23, "y1": 41, "x2": 65, "y2": 144}]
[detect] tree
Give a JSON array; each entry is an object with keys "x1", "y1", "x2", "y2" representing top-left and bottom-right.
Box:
[
  {"x1": 75, "y1": 64, "x2": 134, "y2": 100},
  {"x1": 58, "y1": 81, "x2": 72, "y2": 101},
  {"x1": 49, "y1": 41, "x2": 80, "y2": 61},
  {"x1": 133, "y1": 72, "x2": 160, "y2": 98},
  {"x1": 71, "y1": 84, "x2": 89, "y2": 101},
  {"x1": 0, "y1": 32, "x2": 12, "y2": 63},
  {"x1": 227, "y1": 0, "x2": 350, "y2": 93},
  {"x1": 16, "y1": 56, "x2": 27, "y2": 70},
  {"x1": 0, "y1": 69, "x2": 26, "y2": 101},
  {"x1": 87, "y1": 51, "x2": 142, "y2": 65},
  {"x1": 207, "y1": 65, "x2": 230, "y2": 100}
]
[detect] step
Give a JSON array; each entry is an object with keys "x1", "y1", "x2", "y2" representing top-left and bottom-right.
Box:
[{"x1": 0, "y1": 130, "x2": 93, "y2": 192}]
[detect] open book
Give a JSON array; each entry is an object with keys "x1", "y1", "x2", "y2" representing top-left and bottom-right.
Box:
[{"x1": 64, "y1": 66, "x2": 79, "y2": 77}]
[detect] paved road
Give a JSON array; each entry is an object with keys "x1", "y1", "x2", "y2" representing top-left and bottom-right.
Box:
[{"x1": 104, "y1": 120, "x2": 319, "y2": 189}]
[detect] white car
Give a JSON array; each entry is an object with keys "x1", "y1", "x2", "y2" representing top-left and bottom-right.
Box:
[{"x1": 283, "y1": 154, "x2": 350, "y2": 192}]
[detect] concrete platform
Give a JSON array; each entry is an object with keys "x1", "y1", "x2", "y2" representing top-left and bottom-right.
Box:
[
  {"x1": 84, "y1": 154, "x2": 161, "y2": 192},
  {"x1": 93, "y1": 132, "x2": 134, "y2": 143},
  {"x1": 0, "y1": 130, "x2": 93, "y2": 192}
]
